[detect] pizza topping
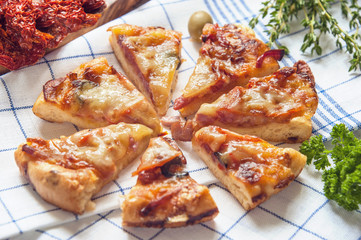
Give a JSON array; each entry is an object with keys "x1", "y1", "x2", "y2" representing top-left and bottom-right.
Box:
[
  {"x1": 0, "y1": 0, "x2": 105, "y2": 70},
  {"x1": 256, "y1": 49, "x2": 285, "y2": 68}
]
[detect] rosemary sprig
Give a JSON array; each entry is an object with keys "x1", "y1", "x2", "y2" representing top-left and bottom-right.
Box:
[{"x1": 249, "y1": 0, "x2": 361, "y2": 71}]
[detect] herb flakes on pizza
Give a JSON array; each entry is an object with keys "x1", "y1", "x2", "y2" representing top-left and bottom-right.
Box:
[
  {"x1": 192, "y1": 126, "x2": 306, "y2": 210},
  {"x1": 14, "y1": 122, "x2": 153, "y2": 214},
  {"x1": 108, "y1": 24, "x2": 182, "y2": 116},
  {"x1": 33, "y1": 57, "x2": 161, "y2": 135},
  {"x1": 173, "y1": 23, "x2": 281, "y2": 117},
  {"x1": 121, "y1": 136, "x2": 219, "y2": 227}
]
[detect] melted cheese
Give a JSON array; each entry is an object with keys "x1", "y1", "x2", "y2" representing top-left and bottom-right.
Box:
[
  {"x1": 196, "y1": 72, "x2": 314, "y2": 127},
  {"x1": 77, "y1": 74, "x2": 144, "y2": 123},
  {"x1": 241, "y1": 87, "x2": 300, "y2": 115},
  {"x1": 183, "y1": 57, "x2": 217, "y2": 97},
  {"x1": 27, "y1": 123, "x2": 152, "y2": 180}
]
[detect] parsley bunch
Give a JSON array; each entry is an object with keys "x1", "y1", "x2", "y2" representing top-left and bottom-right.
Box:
[
  {"x1": 249, "y1": 0, "x2": 361, "y2": 71},
  {"x1": 300, "y1": 124, "x2": 361, "y2": 211}
]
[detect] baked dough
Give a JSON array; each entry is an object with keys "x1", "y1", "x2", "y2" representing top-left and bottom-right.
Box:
[
  {"x1": 108, "y1": 24, "x2": 182, "y2": 116},
  {"x1": 122, "y1": 136, "x2": 219, "y2": 227},
  {"x1": 192, "y1": 126, "x2": 306, "y2": 210},
  {"x1": 14, "y1": 122, "x2": 153, "y2": 214},
  {"x1": 173, "y1": 23, "x2": 280, "y2": 117},
  {"x1": 33, "y1": 57, "x2": 161, "y2": 135}
]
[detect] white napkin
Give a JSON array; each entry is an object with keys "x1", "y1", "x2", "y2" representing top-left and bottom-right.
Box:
[{"x1": 1, "y1": 0, "x2": 361, "y2": 239}]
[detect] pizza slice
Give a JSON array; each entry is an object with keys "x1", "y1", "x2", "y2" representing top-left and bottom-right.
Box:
[
  {"x1": 163, "y1": 60, "x2": 318, "y2": 143},
  {"x1": 108, "y1": 24, "x2": 182, "y2": 116},
  {"x1": 193, "y1": 60, "x2": 318, "y2": 143},
  {"x1": 121, "y1": 136, "x2": 219, "y2": 227},
  {"x1": 14, "y1": 122, "x2": 153, "y2": 214},
  {"x1": 173, "y1": 23, "x2": 281, "y2": 117},
  {"x1": 192, "y1": 126, "x2": 306, "y2": 210},
  {"x1": 33, "y1": 57, "x2": 161, "y2": 135}
]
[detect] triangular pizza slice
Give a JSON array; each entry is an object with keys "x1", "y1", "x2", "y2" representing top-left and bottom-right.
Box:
[
  {"x1": 192, "y1": 126, "x2": 306, "y2": 210},
  {"x1": 33, "y1": 57, "x2": 161, "y2": 135},
  {"x1": 194, "y1": 60, "x2": 318, "y2": 143},
  {"x1": 14, "y1": 122, "x2": 153, "y2": 214},
  {"x1": 173, "y1": 23, "x2": 281, "y2": 117},
  {"x1": 121, "y1": 136, "x2": 219, "y2": 227},
  {"x1": 108, "y1": 24, "x2": 182, "y2": 116}
]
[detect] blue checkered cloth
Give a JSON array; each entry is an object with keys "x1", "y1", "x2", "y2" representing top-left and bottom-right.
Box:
[{"x1": 1, "y1": 0, "x2": 361, "y2": 239}]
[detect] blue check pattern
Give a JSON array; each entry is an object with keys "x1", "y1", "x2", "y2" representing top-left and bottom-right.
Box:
[{"x1": 1, "y1": 0, "x2": 361, "y2": 239}]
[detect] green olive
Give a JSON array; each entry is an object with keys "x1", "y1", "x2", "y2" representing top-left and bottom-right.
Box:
[{"x1": 188, "y1": 11, "x2": 213, "y2": 42}]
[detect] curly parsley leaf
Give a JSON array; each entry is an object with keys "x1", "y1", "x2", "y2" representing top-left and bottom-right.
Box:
[{"x1": 300, "y1": 123, "x2": 361, "y2": 211}]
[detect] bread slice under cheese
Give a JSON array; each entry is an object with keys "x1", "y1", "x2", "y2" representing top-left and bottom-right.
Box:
[
  {"x1": 122, "y1": 136, "x2": 218, "y2": 227},
  {"x1": 193, "y1": 60, "x2": 318, "y2": 143},
  {"x1": 173, "y1": 23, "x2": 280, "y2": 117},
  {"x1": 192, "y1": 126, "x2": 306, "y2": 210},
  {"x1": 108, "y1": 24, "x2": 182, "y2": 116},
  {"x1": 32, "y1": 57, "x2": 161, "y2": 135},
  {"x1": 14, "y1": 122, "x2": 153, "y2": 214}
]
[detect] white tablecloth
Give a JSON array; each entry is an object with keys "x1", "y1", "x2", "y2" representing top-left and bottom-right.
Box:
[{"x1": 1, "y1": 0, "x2": 360, "y2": 239}]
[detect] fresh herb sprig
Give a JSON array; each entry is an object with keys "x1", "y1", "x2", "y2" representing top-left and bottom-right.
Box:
[
  {"x1": 249, "y1": 0, "x2": 361, "y2": 71},
  {"x1": 300, "y1": 124, "x2": 361, "y2": 211}
]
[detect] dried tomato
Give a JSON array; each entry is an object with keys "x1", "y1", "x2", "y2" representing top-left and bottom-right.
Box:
[{"x1": 0, "y1": 0, "x2": 105, "y2": 70}]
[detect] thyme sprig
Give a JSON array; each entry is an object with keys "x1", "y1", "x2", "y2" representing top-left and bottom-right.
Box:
[{"x1": 249, "y1": 0, "x2": 361, "y2": 71}]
